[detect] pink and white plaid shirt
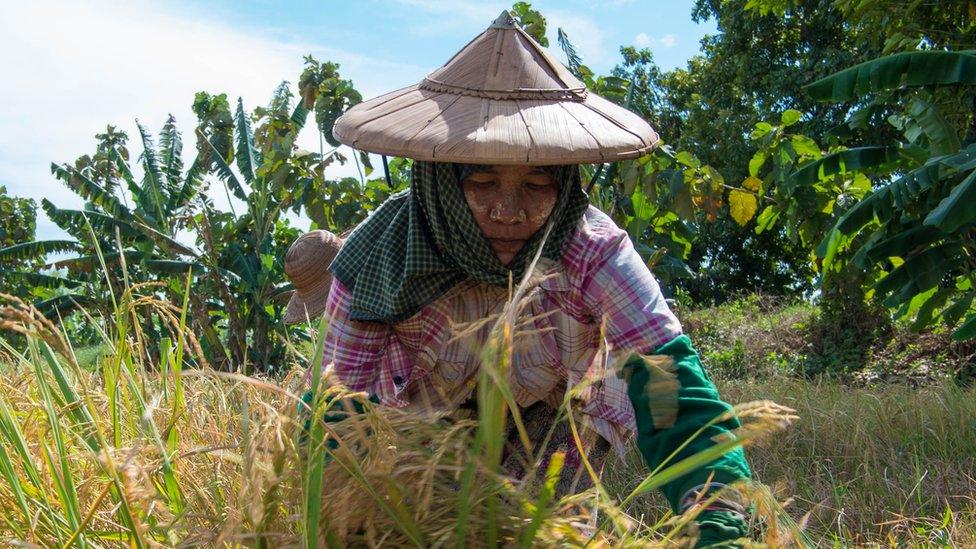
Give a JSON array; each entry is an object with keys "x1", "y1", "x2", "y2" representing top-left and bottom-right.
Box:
[{"x1": 318, "y1": 205, "x2": 683, "y2": 455}]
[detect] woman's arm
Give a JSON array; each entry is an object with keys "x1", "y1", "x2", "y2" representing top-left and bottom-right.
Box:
[
  {"x1": 578, "y1": 220, "x2": 751, "y2": 522},
  {"x1": 318, "y1": 278, "x2": 392, "y2": 393}
]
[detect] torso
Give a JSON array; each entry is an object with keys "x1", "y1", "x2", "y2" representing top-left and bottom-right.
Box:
[{"x1": 322, "y1": 206, "x2": 683, "y2": 455}]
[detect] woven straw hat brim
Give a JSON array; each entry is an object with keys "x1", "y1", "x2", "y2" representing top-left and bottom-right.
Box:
[
  {"x1": 283, "y1": 274, "x2": 333, "y2": 325},
  {"x1": 334, "y1": 84, "x2": 659, "y2": 165},
  {"x1": 332, "y1": 10, "x2": 659, "y2": 165},
  {"x1": 283, "y1": 229, "x2": 343, "y2": 325}
]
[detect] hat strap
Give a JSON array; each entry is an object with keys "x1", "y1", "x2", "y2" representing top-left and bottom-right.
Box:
[{"x1": 382, "y1": 155, "x2": 393, "y2": 189}]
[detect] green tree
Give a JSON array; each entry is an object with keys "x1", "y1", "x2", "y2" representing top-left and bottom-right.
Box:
[
  {"x1": 0, "y1": 185, "x2": 39, "y2": 296},
  {"x1": 0, "y1": 56, "x2": 404, "y2": 372},
  {"x1": 722, "y1": 2, "x2": 976, "y2": 376},
  {"x1": 607, "y1": 0, "x2": 890, "y2": 302},
  {"x1": 0, "y1": 121, "x2": 204, "y2": 312}
]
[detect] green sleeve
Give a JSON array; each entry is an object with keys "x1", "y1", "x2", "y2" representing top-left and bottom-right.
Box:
[{"x1": 622, "y1": 334, "x2": 751, "y2": 513}]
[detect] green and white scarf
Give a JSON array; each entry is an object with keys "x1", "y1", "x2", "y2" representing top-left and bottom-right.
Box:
[{"x1": 329, "y1": 161, "x2": 589, "y2": 323}]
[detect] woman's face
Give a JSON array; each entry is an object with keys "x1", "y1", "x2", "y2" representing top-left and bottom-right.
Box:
[{"x1": 459, "y1": 164, "x2": 559, "y2": 266}]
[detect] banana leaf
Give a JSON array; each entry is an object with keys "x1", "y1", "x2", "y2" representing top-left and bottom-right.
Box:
[
  {"x1": 159, "y1": 114, "x2": 184, "y2": 194},
  {"x1": 142, "y1": 259, "x2": 205, "y2": 274},
  {"x1": 128, "y1": 219, "x2": 197, "y2": 257},
  {"x1": 0, "y1": 271, "x2": 84, "y2": 289},
  {"x1": 942, "y1": 292, "x2": 975, "y2": 327},
  {"x1": 873, "y1": 241, "x2": 963, "y2": 307},
  {"x1": 234, "y1": 99, "x2": 261, "y2": 183},
  {"x1": 136, "y1": 120, "x2": 169, "y2": 223},
  {"x1": 953, "y1": 313, "x2": 976, "y2": 341},
  {"x1": 0, "y1": 240, "x2": 80, "y2": 262},
  {"x1": 923, "y1": 169, "x2": 976, "y2": 233},
  {"x1": 825, "y1": 101, "x2": 888, "y2": 140},
  {"x1": 557, "y1": 28, "x2": 585, "y2": 79},
  {"x1": 789, "y1": 146, "x2": 902, "y2": 188},
  {"x1": 42, "y1": 205, "x2": 135, "y2": 243},
  {"x1": 864, "y1": 225, "x2": 944, "y2": 264},
  {"x1": 290, "y1": 103, "x2": 310, "y2": 129},
  {"x1": 201, "y1": 131, "x2": 248, "y2": 200},
  {"x1": 34, "y1": 293, "x2": 95, "y2": 317},
  {"x1": 912, "y1": 287, "x2": 953, "y2": 332},
  {"x1": 50, "y1": 251, "x2": 146, "y2": 273},
  {"x1": 167, "y1": 157, "x2": 205, "y2": 214},
  {"x1": 805, "y1": 50, "x2": 976, "y2": 102},
  {"x1": 50, "y1": 163, "x2": 131, "y2": 219},
  {"x1": 41, "y1": 200, "x2": 144, "y2": 243},
  {"x1": 833, "y1": 145, "x2": 976, "y2": 234},
  {"x1": 108, "y1": 146, "x2": 140, "y2": 197},
  {"x1": 905, "y1": 98, "x2": 961, "y2": 156}
]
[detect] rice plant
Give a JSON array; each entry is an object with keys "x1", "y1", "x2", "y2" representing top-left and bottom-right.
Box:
[{"x1": 0, "y1": 268, "x2": 801, "y2": 547}]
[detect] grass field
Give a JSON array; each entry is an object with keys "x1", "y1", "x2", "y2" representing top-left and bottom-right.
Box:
[
  {"x1": 1, "y1": 289, "x2": 973, "y2": 547},
  {"x1": 601, "y1": 377, "x2": 976, "y2": 548}
]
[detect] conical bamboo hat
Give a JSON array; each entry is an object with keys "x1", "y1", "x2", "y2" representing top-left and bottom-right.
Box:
[{"x1": 333, "y1": 10, "x2": 659, "y2": 165}]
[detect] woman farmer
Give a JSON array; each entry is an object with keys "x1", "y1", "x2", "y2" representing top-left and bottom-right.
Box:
[{"x1": 307, "y1": 11, "x2": 752, "y2": 546}]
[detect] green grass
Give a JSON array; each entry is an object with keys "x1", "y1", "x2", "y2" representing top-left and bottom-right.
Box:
[
  {"x1": 680, "y1": 294, "x2": 817, "y2": 380},
  {"x1": 682, "y1": 293, "x2": 976, "y2": 384}
]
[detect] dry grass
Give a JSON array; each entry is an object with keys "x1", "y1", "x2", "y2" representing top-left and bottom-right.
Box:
[
  {"x1": 601, "y1": 378, "x2": 976, "y2": 547},
  {"x1": 720, "y1": 378, "x2": 976, "y2": 547},
  {"x1": 3, "y1": 271, "x2": 973, "y2": 546},
  {"x1": 0, "y1": 276, "x2": 803, "y2": 547}
]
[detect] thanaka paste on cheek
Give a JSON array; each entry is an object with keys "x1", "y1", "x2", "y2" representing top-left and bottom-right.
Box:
[
  {"x1": 462, "y1": 187, "x2": 492, "y2": 217},
  {"x1": 528, "y1": 199, "x2": 555, "y2": 228}
]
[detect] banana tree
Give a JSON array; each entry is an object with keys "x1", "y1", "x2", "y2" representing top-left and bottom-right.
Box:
[
  {"x1": 189, "y1": 56, "x2": 408, "y2": 372},
  {"x1": 727, "y1": 50, "x2": 976, "y2": 345},
  {"x1": 0, "y1": 122, "x2": 206, "y2": 347}
]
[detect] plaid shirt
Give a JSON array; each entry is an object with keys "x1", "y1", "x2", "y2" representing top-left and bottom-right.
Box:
[{"x1": 318, "y1": 206, "x2": 682, "y2": 455}]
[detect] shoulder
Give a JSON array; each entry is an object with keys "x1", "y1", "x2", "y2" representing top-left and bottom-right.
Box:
[{"x1": 560, "y1": 205, "x2": 629, "y2": 272}]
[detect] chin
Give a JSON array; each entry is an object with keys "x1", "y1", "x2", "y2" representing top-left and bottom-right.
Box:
[{"x1": 496, "y1": 253, "x2": 515, "y2": 266}]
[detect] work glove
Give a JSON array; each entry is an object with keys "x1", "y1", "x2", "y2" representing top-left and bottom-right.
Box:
[
  {"x1": 619, "y1": 335, "x2": 753, "y2": 547},
  {"x1": 693, "y1": 509, "x2": 748, "y2": 548}
]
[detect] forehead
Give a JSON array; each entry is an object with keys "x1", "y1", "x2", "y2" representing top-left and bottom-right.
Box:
[{"x1": 473, "y1": 165, "x2": 549, "y2": 175}]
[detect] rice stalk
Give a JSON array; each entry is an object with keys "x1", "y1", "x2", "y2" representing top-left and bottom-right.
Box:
[{"x1": 0, "y1": 258, "x2": 804, "y2": 547}]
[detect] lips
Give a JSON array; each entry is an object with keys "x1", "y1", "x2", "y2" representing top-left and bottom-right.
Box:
[{"x1": 488, "y1": 238, "x2": 525, "y2": 252}]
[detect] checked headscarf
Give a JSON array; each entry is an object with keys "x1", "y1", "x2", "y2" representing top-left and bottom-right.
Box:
[{"x1": 328, "y1": 161, "x2": 589, "y2": 323}]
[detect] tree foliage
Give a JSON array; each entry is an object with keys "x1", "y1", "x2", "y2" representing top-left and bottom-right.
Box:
[
  {"x1": 607, "y1": 0, "x2": 886, "y2": 302},
  {"x1": 726, "y1": 47, "x2": 976, "y2": 344},
  {"x1": 4, "y1": 0, "x2": 975, "y2": 373},
  {"x1": 0, "y1": 56, "x2": 407, "y2": 372},
  {"x1": 0, "y1": 186, "x2": 38, "y2": 298}
]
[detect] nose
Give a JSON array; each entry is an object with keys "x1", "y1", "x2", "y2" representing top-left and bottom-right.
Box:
[{"x1": 489, "y1": 190, "x2": 526, "y2": 224}]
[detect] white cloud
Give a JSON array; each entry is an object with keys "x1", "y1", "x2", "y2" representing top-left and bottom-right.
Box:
[
  {"x1": 0, "y1": 0, "x2": 426, "y2": 241},
  {"x1": 631, "y1": 32, "x2": 678, "y2": 50},
  {"x1": 392, "y1": 0, "x2": 507, "y2": 36},
  {"x1": 545, "y1": 10, "x2": 609, "y2": 68},
  {"x1": 389, "y1": 1, "x2": 611, "y2": 71}
]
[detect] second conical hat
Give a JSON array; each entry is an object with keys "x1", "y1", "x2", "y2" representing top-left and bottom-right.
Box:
[{"x1": 333, "y1": 10, "x2": 659, "y2": 165}]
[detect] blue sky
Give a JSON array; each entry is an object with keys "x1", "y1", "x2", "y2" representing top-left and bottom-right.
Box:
[
  {"x1": 0, "y1": 0, "x2": 716, "y2": 241},
  {"x1": 172, "y1": 0, "x2": 714, "y2": 76}
]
